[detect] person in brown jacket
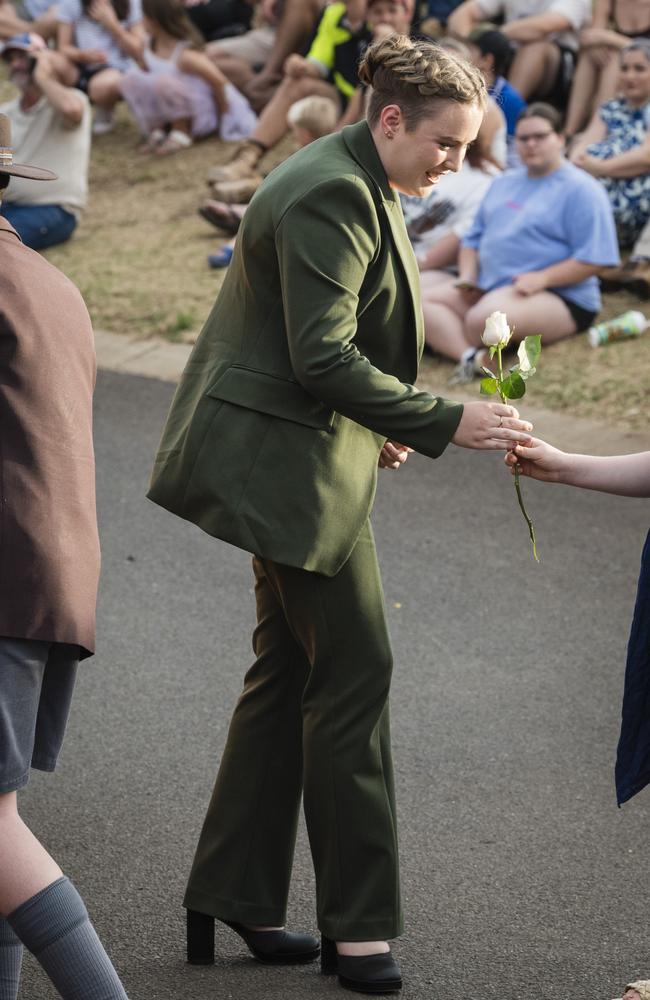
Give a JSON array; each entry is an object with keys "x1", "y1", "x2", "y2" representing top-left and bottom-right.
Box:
[{"x1": 0, "y1": 114, "x2": 129, "y2": 1000}]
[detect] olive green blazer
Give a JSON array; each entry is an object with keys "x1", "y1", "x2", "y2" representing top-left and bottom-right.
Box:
[{"x1": 148, "y1": 121, "x2": 463, "y2": 576}]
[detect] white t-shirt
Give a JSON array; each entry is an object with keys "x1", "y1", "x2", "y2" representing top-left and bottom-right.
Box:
[
  {"x1": 476, "y1": 0, "x2": 591, "y2": 49},
  {"x1": 0, "y1": 94, "x2": 91, "y2": 217},
  {"x1": 401, "y1": 160, "x2": 499, "y2": 254}
]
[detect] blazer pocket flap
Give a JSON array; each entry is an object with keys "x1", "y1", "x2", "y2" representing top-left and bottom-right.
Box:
[{"x1": 206, "y1": 366, "x2": 334, "y2": 430}]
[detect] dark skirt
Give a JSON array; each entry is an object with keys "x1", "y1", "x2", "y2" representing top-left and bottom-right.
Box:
[{"x1": 615, "y1": 529, "x2": 650, "y2": 805}]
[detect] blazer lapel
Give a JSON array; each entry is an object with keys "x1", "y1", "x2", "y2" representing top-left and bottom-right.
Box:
[{"x1": 341, "y1": 122, "x2": 425, "y2": 365}]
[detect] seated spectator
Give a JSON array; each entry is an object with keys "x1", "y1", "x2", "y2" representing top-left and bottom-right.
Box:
[
  {"x1": 570, "y1": 38, "x2": 650, "y2": 248},
  {"x1": 0, "y1": 33, "x2": 90, "y2": 248},
  {"x1": 401, "y1": 142, "x2": 499, "y2": 274},
  {"x1": 206, "y1": 0, "x2": 407, "y2": 196},
  {"x1": 182, "y1": 0, "x2": 252, "y2": 42},
  {"x1": 420, "y1": 104, "x2": 620, "y2": 381},
  {"x1": 120, "y1": 0, "x2": 256, "y2": 153},
  {"x1": 564, "y1": 0, "x2": 650, "y2": 139},
  {"x1": 200, "y1": 92, "x2": 338, "y2": 262},
  {"x1": 447, "y1": 0, "x2": 591, "y2": 103},
  {"x1": 468, "y1": 28, "x2": 525, "y2": 164},
  {"x1": 0, "y1": 0, "x2": 58, "y2": 41},
  {"x1": 420, "y1": 0, "x2": 464, "y2": 36},
  {"x1": 439, "y1": 34, "x2": 507, "y2": 166},
  {"x1": 56, "y1": 0, "x2": 145, "y2": 134},
  {"x1": 205, "y1": 0, "x2": 280, "y2": 96},
  {"x1": 240, "y1": 0, "x2": 327, "y2": 112}
]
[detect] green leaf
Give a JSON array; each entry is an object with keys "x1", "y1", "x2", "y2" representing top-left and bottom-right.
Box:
[
  {"x1": 510, "y1": 362, "x2": 536, "y2": 382},
  {"x1": 480, "y1": 376, "x2": 499, "y2": 395},
  {"x1": 500, "y1": 371, "x2": 526, "y2": 399}
]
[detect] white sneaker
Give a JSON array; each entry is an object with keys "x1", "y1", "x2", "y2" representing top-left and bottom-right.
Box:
[{"x1": 92, "y1": 107, "x2": 115, "y2": 136}]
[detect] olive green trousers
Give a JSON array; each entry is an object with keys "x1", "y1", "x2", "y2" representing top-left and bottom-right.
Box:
[{"x1": 183, "y1": 521, "x2": 403, "y2": 940}]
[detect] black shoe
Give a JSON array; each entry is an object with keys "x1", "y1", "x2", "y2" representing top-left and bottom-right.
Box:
[
  {"x1": 321, "y1": 935, "x2": 402, "y2": 994},
  {"x1": 186, "y1": 909, "x2": 320, "y2": 965}
]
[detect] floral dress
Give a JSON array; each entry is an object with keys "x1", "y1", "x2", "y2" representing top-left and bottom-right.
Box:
[{"x1": 587, "y1": 99, "x2": 650, "y2": 247}]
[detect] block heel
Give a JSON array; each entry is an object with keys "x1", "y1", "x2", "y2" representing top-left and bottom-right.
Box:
[{"x1": 187, "y1": 909, "x2": 215, "y2": 965}]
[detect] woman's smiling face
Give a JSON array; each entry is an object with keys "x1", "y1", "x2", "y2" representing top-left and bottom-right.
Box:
[
  {"x1": 620, "y1": 46, "x2": 650, "y2": 106},
  {"x1": 375, "y1": 99, "x2": 484, "y2": 197}
]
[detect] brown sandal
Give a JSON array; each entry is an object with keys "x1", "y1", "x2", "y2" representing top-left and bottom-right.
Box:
[{"x1": 198, "y1": 200, "x2": 244, "y2": 235}]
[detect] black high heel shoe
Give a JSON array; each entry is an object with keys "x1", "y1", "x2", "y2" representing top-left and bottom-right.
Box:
[
  {"x1": 186, "y1": 909, "x2": 320, "y2": 965},
  {"x1": 321, "y1": 935, "x2": 402, "y2": 994}
]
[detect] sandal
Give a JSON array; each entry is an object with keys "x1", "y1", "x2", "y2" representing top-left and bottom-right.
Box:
[
  {"x1": 155, "y1": 128, "x2": 193, "y2": 155},
  {"x1": 198, "y1": 200, "x2": 243, "y2": 235},
  {"x1": 207, "y1": 245, "x2": 234, "y2": 269}
]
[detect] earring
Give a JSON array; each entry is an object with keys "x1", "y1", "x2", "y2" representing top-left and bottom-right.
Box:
[{"x1": 384, "y1": 131, "x2": 393, "y2": 139}]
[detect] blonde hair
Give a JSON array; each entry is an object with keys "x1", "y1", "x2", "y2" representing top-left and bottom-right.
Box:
[
  {"x1": 359, "y1": 33, "x2": 487, "y2": 130},
  {"x1": 287, "y1": 95, "x2": 339, "y2": 138}
]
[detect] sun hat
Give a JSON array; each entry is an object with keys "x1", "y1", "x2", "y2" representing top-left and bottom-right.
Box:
[{"x1": 0, "y1": 112, "x2": 56, "y2": 181}]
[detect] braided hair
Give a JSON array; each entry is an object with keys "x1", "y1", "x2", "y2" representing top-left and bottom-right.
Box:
[{"x1": 359, "y1": 34, "x2": 487, "y2": 131}]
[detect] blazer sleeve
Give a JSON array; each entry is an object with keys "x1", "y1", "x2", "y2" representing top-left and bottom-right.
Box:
[{"x1": 275, "y1": 176, "x2": 463, "y2": 459}]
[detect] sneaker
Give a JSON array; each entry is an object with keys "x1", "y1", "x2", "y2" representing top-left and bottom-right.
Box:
[
  {"x1": 448, "y1": 347, "x2": 486, "y2": 385},
  {"x1": 92, "y1": 107, "x2": 115, "y2": 136}
]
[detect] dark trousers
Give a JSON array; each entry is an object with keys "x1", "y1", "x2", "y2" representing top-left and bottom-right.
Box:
[{"x1": 184, "y1": 521, "x2": 403, "y2": 940}]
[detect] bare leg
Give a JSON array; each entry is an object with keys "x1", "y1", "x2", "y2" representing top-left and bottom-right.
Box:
[
  {"x1": 508, "y1": 41, "x2": 561, "y2": 101},
  {"x1": 464, "y1": 287, "x2": 578, "y2": 347},
  {"x1": 87, "y1": 68, "x2": 123, "y2": 110},
  {"x1": 253, "y1": 75, "x2": 338, "y2": 149},
  {"x1": 593, "y1": 52, "x2": 623, "y2": 108},
  {"x1": 421, "y1": 274, "x2": 479, "y2": 359},
  {"x1": 245, "y1": 0, "x2": 324, "y2": 110},
  {"x1": 207, "y1": 50, "x2": 254, "y2": 92},
  {"x1": 0, "y1": 2, "x2": 30, "y2": 39},
  {"x1": 0, "y1": 794, "x2": 62, "y2": 917},
  {"x1": 564, "y1": 49, "x2": 600, "y2": 137}
]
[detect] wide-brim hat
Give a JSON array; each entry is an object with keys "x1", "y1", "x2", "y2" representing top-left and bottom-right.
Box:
[{"x1": 0, "y1": 112, "x2": 56, "y2": 181}]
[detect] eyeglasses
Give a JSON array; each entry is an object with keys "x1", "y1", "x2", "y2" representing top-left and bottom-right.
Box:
[{"x1": 516, "y1": 131, "x2": 555, "y2": 144}]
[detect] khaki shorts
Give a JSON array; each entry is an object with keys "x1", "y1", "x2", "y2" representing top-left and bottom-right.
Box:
[
  {"x1": 208, "y1": 25, "x2": 276, "y2": 67},
  {"x1": 0, "y1": 637, "x2": 78, "y2": 793}
]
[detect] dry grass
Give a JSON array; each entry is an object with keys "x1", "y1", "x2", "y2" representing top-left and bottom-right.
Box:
[{"x1": 2, "y1": 78, "x2": 648, "y2": 431}]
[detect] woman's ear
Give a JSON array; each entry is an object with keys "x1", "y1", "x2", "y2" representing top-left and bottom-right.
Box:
[{"x1": 379, "y1": 104, "x2": 402, "y2": 136}]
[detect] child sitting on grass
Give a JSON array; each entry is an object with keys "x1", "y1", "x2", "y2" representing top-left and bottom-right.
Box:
[{"x1": 120, "y1": 0, "x2": 256, "y2": 153}]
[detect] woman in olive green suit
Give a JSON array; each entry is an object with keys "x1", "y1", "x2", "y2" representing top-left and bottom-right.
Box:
[{"x1": 148, "y1": 34, "x2": 533, "y2": 994}]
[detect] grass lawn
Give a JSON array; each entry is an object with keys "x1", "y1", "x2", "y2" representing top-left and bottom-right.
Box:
[{"x1": 2, "y1": 83, "x2": 648, "y2": 432}]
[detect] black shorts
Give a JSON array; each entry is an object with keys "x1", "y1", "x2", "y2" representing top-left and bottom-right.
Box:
[
  {"x1": 75, "y1": 64, "x2": 105, "y2": 93},
  {"x1": 550, "y1": 290, "x2": 597, "y2": 332},
  {"x1": 544, "y1": 42, "x2": 577, "y2": 108}
]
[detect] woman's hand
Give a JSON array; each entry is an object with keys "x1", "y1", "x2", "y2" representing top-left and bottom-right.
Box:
[
  {"x1": 77, "y1": 47, "x2": 108, "y2": 64},
  {"x1": 379, "y1": 441, "x2": 413, "y2": 469},
  {"x1": 504, "y1": 437, "x2": 569, "y2": 481},
  {"x1": 451, "y1": 401, "x2": 533, "y2": 451},
  {"x1": 572, "y1": 153, "x2": 606, "y2": 176},
  {"x1": 513, "y1": 270, "x2": 548, "y2": 295},
  {"x1": 88, "y1": 0, "x2": 119, "y2": 27},
  {"x1": 284, "y1": 53, "x2": 309, "y2": 78}
]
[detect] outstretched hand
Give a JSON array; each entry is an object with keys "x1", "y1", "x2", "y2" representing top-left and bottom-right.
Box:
[
  {"x1": 504, "y1": 437, "x2": 569, "y2": 482},
  {"x1": 452, "y1": 401, "x2": 533, "y2": 451}
]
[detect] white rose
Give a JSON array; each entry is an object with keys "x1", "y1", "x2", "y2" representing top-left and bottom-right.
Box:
[
  {"x1": 482, "y1": 311, "x2": 511, "y2": 349},
  {"x1": 517, "y1": 339, "x2": 533, "y2": 372}
]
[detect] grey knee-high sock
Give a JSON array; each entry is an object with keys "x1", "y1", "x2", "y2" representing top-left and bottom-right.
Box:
[
  {"x1": 8, "y1": 877, "x2": 128, "y2": 1000},
  {"x1": 0, "y1": 918, "x2": 22, "y2": 1000}
]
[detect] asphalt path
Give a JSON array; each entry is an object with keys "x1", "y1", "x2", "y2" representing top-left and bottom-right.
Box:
[{"x1": 20, "y1": 370, "x2": 649, "y2": 1000}]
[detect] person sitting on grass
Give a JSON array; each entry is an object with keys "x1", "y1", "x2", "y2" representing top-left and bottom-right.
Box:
[
  {"x1": 120, "y1": 0, "x2": 256, "y2": 153},
  {"x1": 420, "y1": 103, "x2": 620, "y2": 383},
  {"x1": 467, "y1": 28, "x2": 525, "y2": 165},
  {"x1": 569, "y1": 38, "x2": 650, "y2": 250},
  {"x1": 56, "y1": 0, "x2": 145, "y2": 134},
  {"x1": 563, "y1": 0, "x2": 650, "y2": 141},
  {"x1": 0, "y1": 33, "x2": 90, "y2": 249},
  {"x1": 0, "y1": 0, "x2": 59, "y2": 41},
  {"x1": 205, "y1": 0, "x2": 411, "y2": 201},
  {"x1": 201, "y1": 92, "x2": 338, "y2": 265},
  {"x1": 447, "y1": 0, "x2": 591, "y2": 104}
]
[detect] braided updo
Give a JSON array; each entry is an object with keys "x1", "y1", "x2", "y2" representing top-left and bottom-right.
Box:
[{"x1": 359, "y1": 34, "x2": 487, "y2": 131}]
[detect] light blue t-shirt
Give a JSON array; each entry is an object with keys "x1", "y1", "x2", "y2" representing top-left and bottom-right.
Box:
[
  {"x1": 462, "y1": 161, "x2": 620, "y2": 312},
  {"x1": 58, "y1": 0, "x2": 142, "y2": 73}
]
